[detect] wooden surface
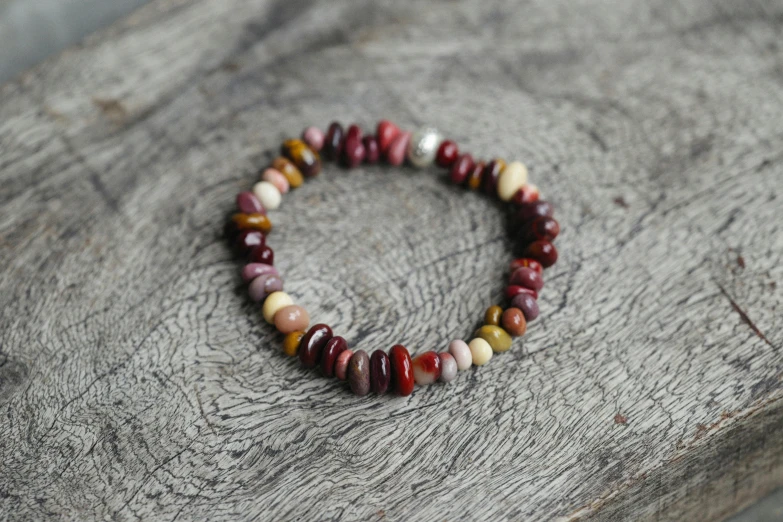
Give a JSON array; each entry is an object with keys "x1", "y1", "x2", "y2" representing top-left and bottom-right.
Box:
[{"x1": 1, "y1": 0, "x2": 782, "y2": 520}]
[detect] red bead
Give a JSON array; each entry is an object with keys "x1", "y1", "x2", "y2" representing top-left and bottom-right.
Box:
[
  {"x1": 436, "y1": 140, "x2": 459, "y2": 168},
  {"x1": 389, "y1": 344, "x2": 414, "y2": 396},
  {"x1": 376, "y1": 120, "x2": 401, "y2": 154},
  {"x1": 530, "y1": 216, "x2": 560, "y2": 242},
  {"x1": 235, "y1": 230, "x2": 265, "y2": 256},
  {"x1": 411, "y1": 351, "x2": 441, "y2": 385},
  {"x1": 510, "y1": 267, "x2": 544, "y2": 291},
  {"x1": 298, "y1": 324, "x2": 333, "y2": 369},
  {"x1": 449, "y1": 154, "x2": 474, "y2": 185},
  {"x1": 249, "y1": 245, "x2": 274, "y2": 265},
  {"x1": 526, "y1": 240, "x2": 558, "y2": 268},
  {"x1": 509, "y1": 258, "x2": 543, "y2": 275},
  {"x1": 363, "y1": 136, "x2": 380, "y2": 163},
  {"x1": 321, "y1": 336, "x2": 348, "y2": 377},
  {"x1": 323, "y1": 122, "x2": 345, "y2": 161},
  {"x1": 482, "y1": 160, "x2": 504, "y2": 195},
  {"x1": 236, "y1": 191, "x2": 265, "y2": 214},
  {"x1": 512, "y1": 185, "x2": 540, "y2": 204},
  {"x1": 370, "y1": 350, "x2": 391, "y2": 394},
  {"x1": 505, "y1": 285, "x2": 538, "y2": 300}
]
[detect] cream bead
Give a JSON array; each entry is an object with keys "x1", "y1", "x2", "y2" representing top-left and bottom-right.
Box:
[
  {"x1": 468, "y1": 338, "x2": 493, "y2": 366},
  {"x1": 407, "y1": 127, "x2": 443, "y2": 167},
  {"x1": 262, "y1": 291, "x2": 293, "y2": 324},
  {"x1": 497, "y1": 161, "x2": 528, "y2": 201},
  {"x1": 253, "y1": 181, "x2": 282, "y2": 210},
  {"x1": 448, "y1": 340, "x2": 473, "y2": 371}
]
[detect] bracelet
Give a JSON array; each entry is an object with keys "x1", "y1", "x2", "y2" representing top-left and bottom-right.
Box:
[{"x1": 225, "y1": 120, "x2": 560, "y2": 397}]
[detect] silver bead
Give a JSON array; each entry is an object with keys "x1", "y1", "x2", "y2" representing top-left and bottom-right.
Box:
[{"x1": 406, "y1": 127, "x2": 443, "y2": 168}]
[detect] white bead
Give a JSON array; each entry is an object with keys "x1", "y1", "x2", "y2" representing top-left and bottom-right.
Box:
[
  {"x1": 262, "y1": 291, "x2": 293, "y2": 324},
  {"x1": 468, "y1": 338, "x2": 493, "y2": 366},
  {"x1": 497, "y1": 161, "x2": 528, "y2": 201},
  {"x1": 406, "y1": 127, "x2": 443, "y2": 167},
  {"x1": 253, "y1": 181, "x2": 282, "y2": 210},
  {"x1": 448, "y1": 340, "x2": 473, "y2": 371}
]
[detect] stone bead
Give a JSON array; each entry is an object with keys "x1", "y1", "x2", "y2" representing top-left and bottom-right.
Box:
[
  {"x1": 509, "y1": 257, "x2": 543, "y2": 275},
  {"x1": 449, "y1": 153, "x2": 474, "y2": 184},
  {"x1": 324, "y1": 122, "x2": 345, "y2": 161},
  {"x1": 505, "y1": 285, "x2": 538, "y2": 300},
  {"x1": 475, "y1": 325, "x2": 513, "y2": 353},
  {"x1": 302, "y1": 126, "x2": 325, "y2": 151},
  {"x1": 335, "y1": 349, "x2": 353, "y2": 381},
  {"x1": 235, "y1": 230, "x2": 265, "y2": 256},
  {"x1": 252, "y1": 182, "x2": 282, "y2": 211},
  {"x1": 363, "y1": 135, "x2": 380, "y2": 163},
  {"x1": 389, "y1": 344, "x2": 414, "y2": 396},
  {"x1": 512, "y1": 184, "x2": 540, "y2": 204},
  {"x1": 482, "y1": 159, "x2": 506, "y2": 195},
  {"x1": 436, "y1": 140, "x2": 459, "y2": 168},
  {"x1": 241, "y1": 263, "x2": 277, "y2": 283},
  {"x1": 274, "y1": 304, "x2": 310, "y2": 334},
  {"x1": 448, "y1": 340, "x2": 472, "y2": 371},
  {"x1": 298, "y1": 323, "x2": 334, "y2": 369},
  {"x1": 530, "y1": 216, "x2": 560, "y2": 242},
  {"x1": 501, "y1": 308, "x2": 527, "y2": 337},
  {"x1": 515, "y1": 201, "x2": 554, "y2": 225},
  {"x1": 412, "y1": 351, "x2": 442, "y2": 385},
  {"x1": 485, "y1": 305, "x2": 503, "y2": 326},
  {"x1": 467, "y1": 161, "x2": 485, "y2": 190},
  {"x1": 407, "y1": 127, "x2": 443, "y2": 168},
  {"x1": 438, "y1": 352, "x2": 458, "y2": 382},
  {"x1": 376, "y1": 120, "x2": 401, "y2": 154},
  {"x1": 321, "y1": 336, "x2": 348, "y2": 377},
  {"x1": 348, "y1": 350, "x2": 371, "y2": 396},
  {"x1": 248, "y1": 273, "x2": 283, "y2": 302},
  {"x1": 232, "y1": 213, "x2": 272, "y2": 234},
  {"x1": 282, "y1": 138, "x2": 321, "y2": 177},
  {"x1": 510, "y1": 267, "x2": 544, "y2": 291},
  {"x1": 526, "y1": 239, "x2": 558, "y2": 268},
  {"x1": 262, "y1": 168, "x2": 290, "y2": 194},
  {"x1": 342, "y1": 124, "x2": 365, "y2": 168},
  {"x1": 236, "y1": 191, "x2": 265, "y2": 214},
  {"x1": 497, "y1": 161, "x2": 528, "y2": 201},
  {"x1": 370, "y1": 350, "x2": 391, "y2": 394},
  {"x1": 272, "y1": 157, "x2": 304, "y2": 189},
  {"x1": 262, "y1": 291, "x2": 293, "y2": 323},
  {"x1": 469, "y1": 338, "x2": 493, "y2": 365},
  {"x1": 249, "y1": 245, "x2": 274, "y2": 265},
  {"x1": 386, "y1": 131, "x2": 411, "y2": 166},
  {"x1": 511, "y1": 293, "x2": 540, "y2": 322},
  {"x1": 283, "y1": 331, "x2": 305, "y2": 357}
]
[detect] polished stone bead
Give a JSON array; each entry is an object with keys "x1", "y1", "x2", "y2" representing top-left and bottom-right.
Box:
[
  {"x1": 386, "y1": 131, "x2": 411, "y2": 166},
  {"x1": 236, "y1": 191, "x2": 265, "y2": 214},
  {"x1": 252, "y1": 181, "x2": 282, "y2": 211},
  {"x1": 298, "y1": 323, "x2": 334, "y2": 369},
  {"x1": 467, "y1": 161, "x2": 485, "y2": 190},
  {"x1": 512, "y1": 184, "x2": 540, "y2": 204},
  {"x1": 241, "y1": 262, "x2": 277, "y2": 282},
  {"x1": 412, "y1": 351, "x2": 442, "y2": 385},
  {"x1": 485, "y1": 305, "x2": 503, "y2": 326},
  {"x1": 436, "y1": 140, "x2": 459, "y2": 168},
  {"x1": 376, "y1": 120, "x2": 401, "y2": 154},
  {"x1": 469, "y1": 338, "x2": 493, "y2": 365},
  {"x1": 248, "y1": 273, "x2": 282, "y2": 302},
  {"x1": 526, "y1": 239, "x2": 558, "y2": 268},
  {"x1": 249, "y1": 245, "x2": 274, "y2": 265},
  {"x1": 530, "y1": 216, "x2": 560, "y2": 242},
  {"x1": 348, "y1": 350, "x2": 371, "y2": 396},
  {"x1": 497, "y1": 161, "x2": 528, "y2": 201},
  {"x1": 474, "y1": 325, "x2": 512, "y2": 353},
  {"x1": 515, "y1": 200, "x2": 554, "y2": 225},
  {"x1": 324, "y1": 122, "x2": 345, "y2": 161},
  {"x1": 448, "y1": 340, "x2": 472, "y2": 371},
  {"x1": 283, "y1": 331, "x2": 304, "y2": 357},
  {"x1": 449, "y1": 153, "x2": 474, "y2": 184},
  {"x1": 274, "y1": 304, "x2": 310, "y2": 334},
  {"x1": 501, "y1": 308, "x2": 527, "y2": 337},
  {"x1": 272, "y1": 157, "x2": 304, "y2": 189},
  {"x1": 509, "y1": 257, "x2": 543, "y2": 275},
  {"x1": 235, "y1": 230, "x2": 265, "y2": 256},
  {"x1": 407, "y1": 127, "x2": 443, "y2": 167},
  {"x1": 510, "y1": 267, "x2": 544, "y2": 291},
  {"x1": 389, "y1": 344, "x2": 414, "y2": 396},
  {"x1": 232, "y1": 212, "x2": 272, "y2": 233},
  {"x1": 335, "y1": 349, "x2": 353, "y2": 380},
  {"x1": 282, "y1": 138, "x2": 321, "y2": 177},
  {"x1": 302, "y1": 126, "x2": 325, "y2": 151},
  {"x1": 438, "y1": 352, "x2": 458, "y2": 382},
  {"x1": 511, "y1": 293, "x2": 539, "y2": 322},
  {"x1": 363, "y1": 135, "x2": 380, "y2": 163},
  {"x1": 262, "y1": 291, "x2": 293, "y2": 324},
  {"x1": 505, "y1": 285, "x2": 538, "y2": 300},
  {"x1": 370, "y1": 350, "x2": 391, "y2": 394},
  {"x1": 482, "y1": 159, "x2": 506, "y2": 195},
  {"x1": 262, "y1": 168, "x2": 290, "y2": 194},
  {"x1": 321, "y1": 336, "x2": 348, "y2": 377},
  {"x1": 342, "y1": 124, "x2": 365, "y2": 168}
]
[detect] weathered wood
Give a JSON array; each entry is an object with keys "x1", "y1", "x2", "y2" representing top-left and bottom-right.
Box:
[{"x1": 1, "y1": 0, "x2": 782, "y2": 520}]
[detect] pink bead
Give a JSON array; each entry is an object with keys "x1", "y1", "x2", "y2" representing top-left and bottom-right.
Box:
[
  {"x1": 301, "y1": 126, "x2": 325, "y2": 151},
  {"x1": 510, "y1": 267, "x2": 544, "y2": 291},
  {"x1": 261, "y1": 168, "x2": 290, "y2": 194},
  {"x1": 335, "y1": 349, "x2": 354, "y2": 381},
  {"x1": 236, "y1": 191, "x2": 265, "y2": 214},
  {"x1": 241, "y1": 263, "x2": 278, "y2": 283},
  {"x1": 385, "y1": 131, "x2": 411, "y2": 166}
]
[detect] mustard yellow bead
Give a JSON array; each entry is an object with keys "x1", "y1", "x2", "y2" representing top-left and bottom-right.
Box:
[
  {"x1": 474, "y1": 325, "x2": 513, "y2": 353},
  {"x1": 272, "y1": 157, "x2": 304, "y2": 189},
  {"x1": 484, "y1": 305, "x2": 503, "y2": 326},
  {"x1": 281, "y1": 139, "x2": 321, "y2": 177},
  {"x1": 283, "y1": 331, "x2": 305, "y2": 357},
  {"x1": 262, "y1": 291, "x2": 293, "y2": 324},
  {"x1": 469, "y1": 338, "x2": 493, "y2": 365}
]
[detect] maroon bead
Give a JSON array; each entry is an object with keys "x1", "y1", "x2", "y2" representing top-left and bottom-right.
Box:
[
  {"x1": 321, "y1": 336, "x2": 348, "y2": 377},
  {"x1": 389, "y1": 344, "x2": 414, "y2": 397},
  {"x1": 298, "y1": 324, "x2": 334, "y2": 369},
  {"x1": 235, "y1": 230, "x2": 265, "y2": 256},
  {"x1": 515, "y1": 201, "x2": 554, "y2": 225},
  {"x1": 348, "y1": 350, "x2": 371, "y2": 396},
  {"x1": 512, "y1": 184, "x2": 540, "y2": 205},
  {"x1": 323, "y1": 122, "x2": 345, "y2": 161},
  {"x1": 342, "y1": 125, "x2": 365, "y2": 168},
  {"x1": 511, "y1": 293, "x2": 539, "y2": 322},
  {"x1": 530, "y1": 216, "x2": 560, "y2": 242},
  {"x1": 509, "y1": 258, "x2": 543, "y2": 275},
  {"x1": 510, "y1": 267, "x2": 544, "y2": 291},
  {"x1": 506, "y1": 285, "x2": 538, "y2": 300},
  {"x1": 526, "y1": 240, "x2": 558, "y2": 268},
  {"x1": 449, "y1": 154, "x2": 474, "y2": 185},
  {"x1": 370, "y1": 350, "x2": 391, "y2": 394},
  {"x1": 249, "y1": 245, "x2": 274, "y2": 265},
  {"x1": 376, "y1": 120, "x2": 401, "y2": 154},
  {"x1": 363, "y1": 136, "x2": 380, "y2": 163},
  {"x1": 482, "y1": 160, "x2": 504, "y2": 195},
  {"x1": 436, "y1": 140, "x2": 459, "y2": 168},
  {"x1": 236, "y1": 191, "x2": 265, "y2": 214}
]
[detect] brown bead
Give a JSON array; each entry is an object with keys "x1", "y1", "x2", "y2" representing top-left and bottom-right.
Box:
[
  {"x1": 272, "y1": 157, "x2": 304, "y2": 188},
  {"x1": 525, "y1": 240, "x2": 558, "y2": 268},
  {"x1": 467, "y1": 161, "x2": 485, "y2": 190},
  {"x1": 501, "y1": 308, "x2": 527, "y2": 337},
  {"x1": 321, "y1": 336, "x2": 348, "y2": 377},
  {"x1": 484, "y1": 305, "x2": 503, "y2": 326},
  {"x1": 509, "y1": 257, "x2": 543, "y2": 275},
  {"x1": 515, "y1": 201, "x2": 554, "y2": 225},
  {"x1": 324, "y1": 122, "x2": 345, "y2": 161},
  {"x1": 231, "y1": 213, "x2": 272, "y2": 233},
  {"x1": 274, "y1": 305, "x2": 310, "y2": 334},
  {"x1": 370, "y1": 350, "x2": 391, "y2": 394},
  {"x1": 482, "y1": 159, "x2": 506, "y2": 195},
  {"x1": 281, "y1": 138, "x2": 321, "y2": 177},
  {"x1": 449, "y1": 153, "x2": 474, "y2": 185},
  {"x1": 283, "y1": 331, "x2": 305, "y2": 357},
  {"x1": 436, "y1": 140, "x2": 459, "y2": 168},
  {"x1": 348, "y1": 350, "x2": 371, "y2": 396},
  {"x1": 530, "y1": 216, "x2": 560, "y2": 242},
  {"x1": 298, "y1": 324, "x2": 333, "y2": 369}
]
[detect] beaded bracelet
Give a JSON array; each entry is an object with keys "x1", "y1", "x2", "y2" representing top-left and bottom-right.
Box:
[{"x1": 226, "y1": 120, "x2": 560, "y2": 396}]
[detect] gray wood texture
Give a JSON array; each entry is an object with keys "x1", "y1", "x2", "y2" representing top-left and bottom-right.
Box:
[{"x1": 1, "y1": 0, "x2": 782, "y2": 520}]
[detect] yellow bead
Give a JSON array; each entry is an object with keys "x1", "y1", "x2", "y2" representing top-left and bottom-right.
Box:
[
  {"x1": 281, "y1": 139, "x2": 321, "y2": 177},
  {"x1": 231, "y1": 213, "x2": 272, "y2": 233},
  {"x1": 283, "y1": 331, "x2": 305, "y2": 357},
  {"x1": 484, "y1": 305, "x2": 503, "y2": 326},
  {"x1": 468, "y1": 338, "x2": 493, "y2": 366},
  {"x1": 474, "y1": 325, "x2": 513, "y2": 353},
  {"x1": 262, "y1": 291, "x2": 293, "y2": 324},
  {"x1": 497, "y1": 161, "x2": 528, "y2": 201},
  {"x1": 272, "y1": 157, "x2": 304, "y2": 189}
]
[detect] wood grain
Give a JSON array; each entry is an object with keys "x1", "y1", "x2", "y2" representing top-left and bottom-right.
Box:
[{"x1": 1, "y1": 0, "x2": 782, "y2": 520}]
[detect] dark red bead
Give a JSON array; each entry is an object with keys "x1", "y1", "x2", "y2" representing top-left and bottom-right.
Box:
[
  {"x1": 449, "y1": 154, "x2": 474, "y2": 185},
  {"x1": 482, "y1": 160, "x2": 504, "y2": 195},
  {"x1": 341, "y1": 125, "x2": 364, "y2": 168},
  {"x1": 436, "y1": 140, "x2": 459, "y2": 168},
  {"x1": 526, "y1": 240, "x2": 558, "y2": 268},
  {"x1": 515, "y1": 201, "x2": 554, "y2": 224},
  {"x1": 370, "y1": 350, "x2": 391, "y2": 394},
  {"x1": 505, "y1": 285, "x2": 538, "y2": 300},
  {"x1": 530, "y1": 216, "x2": 560, "y2": 242},
  {"x1": 389, "y1": 344, "x2": 414, "y2": 397},
  {"x1": 323, "y1": 122, "x2": 345, "y2": 161},
  {"x1": 235, "y1": 230, "x2": 265, "y2": 256},
  {"x1": 363, "y1": 136, "x2": 380, "y2": 163},
  {"x1": 510, "y1": 267, "x2": 544, "y2": 291},
  {"x1": 512, "y1": 184, "x2": 540, "y2": 205},
  {"x1": 249, "y1": 245, "x2": 274, "y2": 265},
  {"x1": 236, "y1": 191, "x2": 265, "y2": 214},
  {"x1": 298, "y1": 324, "x2": 333, "y2": 369},
  {"x1": 376, "y1": 120, "x2": 401, "y2": 154},
  {"x1": 509, "y1": 258, "x2": 543, "y2": 275},
  {"x1": 321, "y1": 336, "x2": 348, "y2": 377}
]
